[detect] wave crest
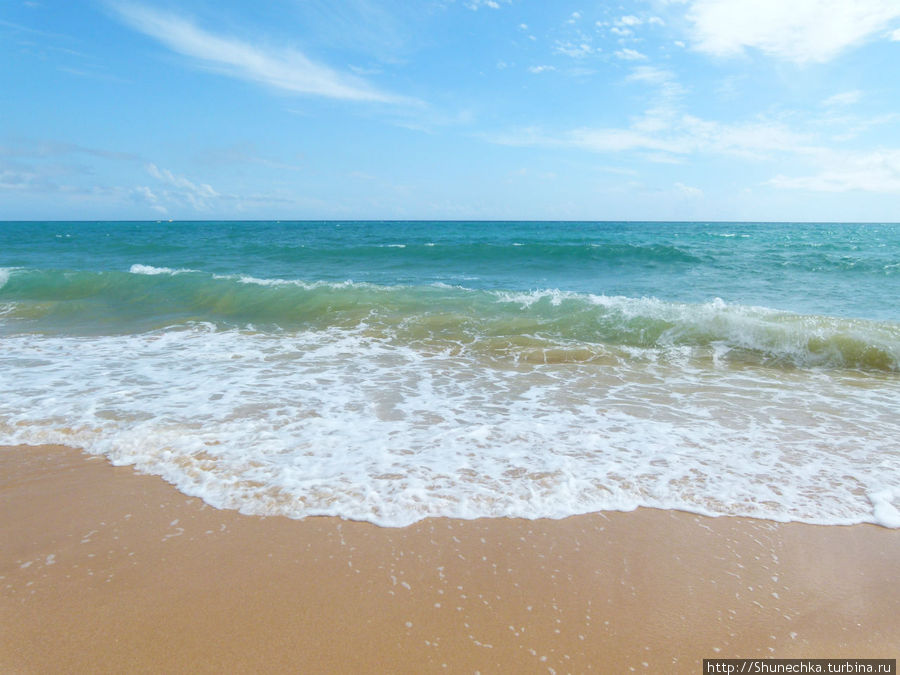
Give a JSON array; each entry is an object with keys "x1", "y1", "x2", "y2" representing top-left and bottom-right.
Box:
[{"x1": 1, "y1": 269, "x2": 897, "y2": 371}]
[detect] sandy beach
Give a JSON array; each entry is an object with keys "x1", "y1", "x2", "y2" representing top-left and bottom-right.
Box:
[{"x1": 2, "y1": 443, "x2": 897, "y2": 673}]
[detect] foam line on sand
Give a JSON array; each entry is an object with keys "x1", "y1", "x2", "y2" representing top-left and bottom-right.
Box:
[{"x1": 2, "y1": 444, "x2": 897, "y2": 673}]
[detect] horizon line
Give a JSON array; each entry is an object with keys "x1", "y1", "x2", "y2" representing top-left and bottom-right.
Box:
[{"x1": 3, "y1": 219, "x2": 900, "y2": 225}]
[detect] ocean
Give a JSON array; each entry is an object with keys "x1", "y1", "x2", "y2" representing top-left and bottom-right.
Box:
[{"x1": 1, "y1": 220, "x2": 898, "y2": 527}]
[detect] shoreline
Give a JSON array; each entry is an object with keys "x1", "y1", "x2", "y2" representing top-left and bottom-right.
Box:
[{"x1": 2, "y1": 444, "x2": 898, "y2": 673}]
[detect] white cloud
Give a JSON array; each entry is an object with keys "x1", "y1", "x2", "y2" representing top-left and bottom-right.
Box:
[
  {"x1": 674, "y1": 182, "x2": 703, "y2": 197},
  {"x1": 892, "y1": 27, "x2": 900, "y2": 40},
  {"x1": 528, "y1": 65, "x2": 556, "y2": 74},
  {"x1": 132, "y1": 185, "x2": 158, "y2": 202},
  {"x1": 488, "y1": 114, "x2": 816, "y2": 163},
  {"x1": 615, "y1": 48, "x2": 647, "y2": 61},
  {"x1": 627, "y1": 66, "x2": 672, "y2": 85},
  {"x1": 464, "y1": 0, "x2": 507, "y2": 9},
  {"x1": 770, "y1": 150, "x2": 900, "y2": 193},
  {"x1": 0, "y1": 139, "x2": 137, "y2": 161},
  {"x1": 146, "y1": 163, "x2": 219, "y2": 210},
  {"x1": 681, "y1": 116, "x2": 816, "y2": 159},
  {"x1": 687, "y1": 0, "x2": 900, "y2": 63},
  {"x1": 626, "y1": 66, "x2": 686, "y2": 111},
  {"x1": 567, "y1": 127, "x2": 687, "y2": 154},
  {"x1": 822, "y1": 90, "x2": 862, "y2": 107},
  {"x1": 554, "y1": 40, "x2": 594, "y2": 58},
  {"x1": 0, "y1": 168, "x2": 38, "y2": 191},
  {"x1": 487, "y1": 124, "x2": 681, "y2": 155},
  {"x1": 110, "y1": 2, "x2": 412, "y2": 104},
  {"x1": 617, "y1": 15, "x2": 642, "y2": 27},
  {"x1": 131, "y1": 185, "x2": 167, "y2": 213}
]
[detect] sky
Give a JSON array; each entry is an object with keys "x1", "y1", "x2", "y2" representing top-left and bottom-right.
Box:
[{"x1": 2, "y1": 0, "x2": 900, "y2": 221}]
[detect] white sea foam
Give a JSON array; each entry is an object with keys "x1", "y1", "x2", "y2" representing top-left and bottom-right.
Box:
[
  {"x1": 0, "y1": 324, "x2": 897, "y2": 528},
  {"x1": 0, "y1": 267, "x2": 14, "y2": 289},
  {"x1": 493, "y1": 288, "x2": 581, "y2": 307},
  {"x1": 869, "y1": 489, "x2": 900, "y2": 528},
  {"x1": 129, "y1": 264, "x2": 192, "y2": 275},
  {"x1": 231, "y1": 274, "x2": 364, "y2": 289}
]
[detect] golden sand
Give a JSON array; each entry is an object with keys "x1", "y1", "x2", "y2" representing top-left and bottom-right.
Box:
[{"x1": 2, "y1": 444, "x2": 897, "y2": 673}]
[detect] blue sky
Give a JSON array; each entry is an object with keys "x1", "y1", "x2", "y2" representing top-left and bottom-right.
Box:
[{"x1": 3, "y1": 0, "x2": 900, "y2": 221}]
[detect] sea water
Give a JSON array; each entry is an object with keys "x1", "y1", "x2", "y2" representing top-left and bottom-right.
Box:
[{"x1": 1, "y1": 221, "x2": 898, "y2": 527}]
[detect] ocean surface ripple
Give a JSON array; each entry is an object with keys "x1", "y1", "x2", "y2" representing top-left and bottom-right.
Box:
[{"x1": 2, "y1": 221, "x2": 898, "y2": 527}]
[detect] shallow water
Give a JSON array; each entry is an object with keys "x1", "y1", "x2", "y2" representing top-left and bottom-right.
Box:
[{"x1": 2, "y1": 221, "x2": 898, "y2": 526}]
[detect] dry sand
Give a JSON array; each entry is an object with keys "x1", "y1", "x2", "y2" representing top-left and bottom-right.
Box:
[{"x1": 2, "y1": 444, "x2": 897, "y2": 673}]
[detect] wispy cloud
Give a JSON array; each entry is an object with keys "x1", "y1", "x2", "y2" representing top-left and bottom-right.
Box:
[
  {"x1": 822, "y1": 90, "x2": 862, "y2": 107},
  {"x1": 0, "y1": 167, "x2": 41, "y2": 192},
  {"x1": 553, "y1": 40, "x2": 595, "y2": 58},
  {"x1": 463, "y1": 0, "x2": 509, "y2": 10},
  {"x1": 0, "y1": 139, "x2": 138, "y2": 161},
  {"x1": 0, "y1": 139, "x2": 138, "y2": 200},
  {"x1": 145, "y1": 163, "x2": 219, "y2": 210},
  {"x1": 0, "y1": 152, "x2": 303, "y2": 215},
  {"x1": 0, "y1": 17, "x2": 71, "y2": 40},
  {"x1": 486, "y1": 114, "x2": 817, "y2": 162},
  {"x1": 485, "y1": 48, "x2": 900, "y2": 197},
  {"x1": 0, "y1": 159, "x2": 125, "y2": 199},
  {"x1": 674, "y1": 182, "x2": 703, "y2": 198},
  {"x1": 686, "y1": 0, "x2": 900, "y2": 64},
  {"x1": 193, "y1": 144, "x2": 304, "y2": 172},
  {"x1": 130, "y1": 185, "x2": 166, "y2": 213},
  {"x1": 567, "y1": 127, "x2": 687, "y2": 154},
  {"x1": 625, "y1": 66, "x2": 687, "y2": 132},
  {"x1": 617, "y1": 15, "x2": 643, "y2": 27},
  {"x1": 615, "y1": 48, "x2": 647, "y2": 61},
  {"x1": 109, "y1": 2, "x2": 415, "y2": 104},
  {"x1": 770, "y1": 150, "x2": 900, "y2": 193},
  {"x1": 609, "y1": 14, "x2": 664, "y2": 34},
  {"x1": 57, "y1": 65, "x2": 131, "y2": 84}
]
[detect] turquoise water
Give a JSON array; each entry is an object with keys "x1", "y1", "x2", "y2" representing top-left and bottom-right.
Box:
[
  {"x1": 1, "y1": 221, "x2": 899, "y2": 526},
  {"x1": 3, "y1": 220, "x2": 899, "y2": 319}
]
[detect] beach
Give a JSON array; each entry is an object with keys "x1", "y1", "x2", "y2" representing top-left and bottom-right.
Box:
[
  {"x1": 6, "y1": 0, "x2": 900, "y2": 661},
  {"x1": 3, "y1": 444, "x2": 897, "y2": 673},
  {"x1": 3, "y1": 221, "x2": 900, "y2": 671}
]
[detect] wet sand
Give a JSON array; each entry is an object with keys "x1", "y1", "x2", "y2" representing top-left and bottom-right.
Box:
[{"x1": 2, "y1": 444, "x2": 897, "y2": 673}]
